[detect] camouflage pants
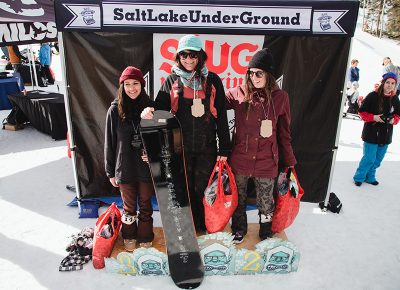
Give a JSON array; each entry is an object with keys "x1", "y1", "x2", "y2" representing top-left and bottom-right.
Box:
[{"x1": 231, "y1": 175, "x2": 275, "y2": 235}]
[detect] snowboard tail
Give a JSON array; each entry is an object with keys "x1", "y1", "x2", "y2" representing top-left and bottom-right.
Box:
[{"x1": 141, "y1": 111, "x2": 204, "y2": 289}]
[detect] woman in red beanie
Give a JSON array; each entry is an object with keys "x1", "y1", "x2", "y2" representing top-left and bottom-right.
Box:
[
  {"x1": 225, "y1": 48, "x2": 297, "y2": 243},
  {"x1": 104, "y1": 66, "x2": 155, "y2": 251},
  {"x1": 141, "y1": 34, "x2": 231, "y2": 233},
  {"x1": 353, "y1": 72, "x2": 400, "y2": 186}
]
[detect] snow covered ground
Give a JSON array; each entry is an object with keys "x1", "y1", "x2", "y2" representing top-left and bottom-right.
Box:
[{"x1": 1, "y1": 13, "x2": 400, "y2": 290}]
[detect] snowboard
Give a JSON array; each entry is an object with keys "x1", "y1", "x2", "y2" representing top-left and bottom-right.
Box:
[{"x1": 140, "y1": 110, "x2": 204, "y2": 289}]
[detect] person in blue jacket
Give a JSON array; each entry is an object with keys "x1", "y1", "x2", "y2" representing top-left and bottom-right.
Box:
[{"x1": 39, "y1": 43, "x2": 55, "y2": 84}]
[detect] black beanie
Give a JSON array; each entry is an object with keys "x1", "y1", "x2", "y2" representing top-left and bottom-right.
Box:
[{"x1": 248, "y1": 48, "x2": 274, "y2": 75}]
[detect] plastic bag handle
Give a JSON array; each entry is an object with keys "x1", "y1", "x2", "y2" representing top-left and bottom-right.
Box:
[
  {"x1": 286, "y1": 167, "x2": 292, "y2": 179},
  {"x1": 207, "y1": 160, "x2": 221, "y2": 187}
]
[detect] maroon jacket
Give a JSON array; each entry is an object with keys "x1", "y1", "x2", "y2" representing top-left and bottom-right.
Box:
[{"x1": 226, "y1": 84, "x2": 296, "y2": 178}]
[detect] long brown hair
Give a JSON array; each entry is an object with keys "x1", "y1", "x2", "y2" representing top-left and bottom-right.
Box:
[
  {"x1": 244, "y1": 70, "x2": 276, "y2": 112},
  {"x1": 376, "y1": 79, "x2": 394, "y2": 113},
  {"x1": 117, "y1": 84, "x2": 148, "y2": 121},
  {"x1": 174, "y1": 49, "x2": 208, "y2": 84}
]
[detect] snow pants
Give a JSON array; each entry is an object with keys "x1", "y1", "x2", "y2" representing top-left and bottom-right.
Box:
[{"x1": 353, "y1": 142, "x2": 388, "y2": 183}]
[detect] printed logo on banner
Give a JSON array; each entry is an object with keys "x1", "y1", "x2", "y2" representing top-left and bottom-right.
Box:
[
  {"x1": 0, "y1": 22, "x2": 57, "y2": 44},
  {"x1": 312, "y1": 10, "x2": 348, "y2": 34},
  {"x1": 0, "y1": 0, "x2": 44, "y2": 17},
  {"x1": 81, "y1": 7, "x2": 96, "y2": 25},
  {"x1": 153, "y1": 34, "x2": 264, "y2": 94},
  {"x1": 62, "y1": 4, "x2": 101, "y2": 28}
]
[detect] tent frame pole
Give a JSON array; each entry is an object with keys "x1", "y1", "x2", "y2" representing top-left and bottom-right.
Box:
[
  {"x1": 58, "y1": 32, "x2": 82, "y2": 200},
  {"x1": 323, "y1": 36, "x2": 355, "y2": 208},
  {"x1": 28, "y1": 44, "x2": 39, "y2": 89}
]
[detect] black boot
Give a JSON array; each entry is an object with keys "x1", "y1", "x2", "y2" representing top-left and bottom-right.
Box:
[{"x1": 259, "y1": 222, "x2": 273, "y2": 240}]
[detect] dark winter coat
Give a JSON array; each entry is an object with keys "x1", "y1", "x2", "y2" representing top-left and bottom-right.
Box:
[
  {"x1": 104, "y1": 95, "x2": 155, "y2": 184},
  {"x1": 226, "y1": 84, "x2": 296, "y2": 178},
  {"x1": 358, "y1": 91, "x2": 400, "y2": 145},
  {"x1": 154, "y1": 71, "x2": 231, "y2": 156},
  {"x1": 350, "y1": 67, "x2": 359, "y2": 82}
]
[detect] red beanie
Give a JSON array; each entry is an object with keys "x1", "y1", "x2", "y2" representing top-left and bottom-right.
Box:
[{"x1": 119, "y1": 66, "x2": 145, "y2": 86}]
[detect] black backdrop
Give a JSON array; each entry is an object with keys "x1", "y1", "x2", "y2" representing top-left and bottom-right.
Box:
[{"x1": 63, "y1": 31, "x2": 350, "y2": 202}]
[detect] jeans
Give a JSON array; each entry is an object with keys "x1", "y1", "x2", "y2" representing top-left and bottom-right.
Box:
[
  {"x1": 119, "y1": 182, "x2": 154, "y2": 243},
  {"x1": 353, "y1": 142, "x2": 388, "y2": 183}
]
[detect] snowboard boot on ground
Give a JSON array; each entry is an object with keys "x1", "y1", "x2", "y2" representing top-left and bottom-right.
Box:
[
  {"x1": 259, "y1": 213, "x2": 274, "y2": 240},
  {"x1": 139, "y1": 242, "x2": 153, "y2": 248},
  {"x1": 259, "y1": 222, "x2": 273, "y2": 240},
  {"x1": 232, "y1": 232, "x2": 244, "y2": 244},
  {"x1": 124, "y1": 239, "x2": 137, "y2": 252}
]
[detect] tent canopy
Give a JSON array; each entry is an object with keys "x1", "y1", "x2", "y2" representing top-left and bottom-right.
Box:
[{"x1": 54, "y1": 0, "x2": 359, "y2": 203}]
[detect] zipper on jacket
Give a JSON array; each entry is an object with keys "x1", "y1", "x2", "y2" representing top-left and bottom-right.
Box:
[{"x1": 245, "y1": 134, "x2": 249, "y2": 152}]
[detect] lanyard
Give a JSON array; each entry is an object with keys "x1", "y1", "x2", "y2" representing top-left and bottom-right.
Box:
[
  {"x1": 131, "y1": 120, "x2": 140, "y2": 134},
  {"x1": 260, "y1": 94, "x2": 276, "y2": 120}
]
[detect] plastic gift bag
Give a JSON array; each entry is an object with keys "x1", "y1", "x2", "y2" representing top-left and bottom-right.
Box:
[
  {"x1": 272, "y1": 168, "x2": 304, "y2": 233},
  {"x1": 92, "y1": 202, "x2": 121, "y2": 269},
  {"x1": 203, "y1": 160, "x2": 238, "y2": 233}
]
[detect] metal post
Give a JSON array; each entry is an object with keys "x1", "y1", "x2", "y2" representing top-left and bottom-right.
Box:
[
  {"x1": 323, "y1": 37, "x2": 355, "y2": 208},
  {"x1": 28, "y1": 44, "x2": 39, "y2": 89},
  {"x1": 58, "y1": 32, "x2": 82, "y2": 200}
]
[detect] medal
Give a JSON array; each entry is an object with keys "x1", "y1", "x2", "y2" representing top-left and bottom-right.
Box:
[
  {"x1": 191, "y1": 98, "x2": 205, "y2": 117},
  {"x1": 260, "y1": 119, "x2": 272, "y2": 138},
  {"x1": 131, "y1": 133, "x2": 142, "y2": 149}
]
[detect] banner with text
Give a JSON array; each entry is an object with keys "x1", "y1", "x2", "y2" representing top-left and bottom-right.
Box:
[{"x1": 55, "y1": 0, "x2": 358, "y2": 36}]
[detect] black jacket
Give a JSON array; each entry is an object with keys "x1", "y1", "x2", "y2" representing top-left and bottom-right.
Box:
[
  {"x1": 154, "y1": 71, "x2": 231, "y2": 156},
  {"x1": 359, "y1": 91, "x2": 400, "y2": 144},
  {"x1": 104, "y1": 95, "x2": 155, "y2": 184}
]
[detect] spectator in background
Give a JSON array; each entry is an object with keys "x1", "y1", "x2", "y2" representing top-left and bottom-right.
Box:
[
  {"x1": 349, "y1": 59, "x2": 360, "y2": 82},
  {"x1": 382, "y1": 57, "x2": 397, "y2": 74},
  {"x1": 353, "y1": 72, "x2": 400, "y2": 187},
  {"x1": 346, "y1": 59, "x2": 360, "y2": 89},
  {"x1": 7, "y1": 45, "x2": 26, "y2": 73},
  {"x1": 1, "y1": 46, "x2": 9, "y2": 60},
  {"x1": 52, "y1": 42, "x2": 59, "y2": 55},
  {"x1": 382, "y1": 57, "x2": 399, "y2": 95},
  {"x1": 346, "y1": 81, "x2": 360, "y2": 114},
  {"x1": 39, "y1": 42, "x2": 55, "y2": 85}
]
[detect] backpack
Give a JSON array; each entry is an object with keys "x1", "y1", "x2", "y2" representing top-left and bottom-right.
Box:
[{"x1": 2, "y1": 106, "x2": 29, "y2": 127}]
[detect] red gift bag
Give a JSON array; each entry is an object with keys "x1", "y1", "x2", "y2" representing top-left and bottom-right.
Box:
[
  {"x1": 272, "y1": 168, "x2": 304, "y2": 233},
  {"x1": 203, "y1": 160, "x2": 238, "y2": 233},
  {"x1": 92, "y1": 202, "x2": 122, "y2": 269}
]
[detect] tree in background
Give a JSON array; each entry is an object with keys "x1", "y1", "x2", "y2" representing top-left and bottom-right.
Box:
[
  {"x1": 386, "y1": 0, "x2": 400, "y2": 39},
  {"x1": 361, "y1": 0, "x2": 400, "y2": 40}
]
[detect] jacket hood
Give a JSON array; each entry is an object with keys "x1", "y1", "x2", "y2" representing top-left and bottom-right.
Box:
[{"x1": 111, "y1": 99, "x2": 118, "y2": 106}]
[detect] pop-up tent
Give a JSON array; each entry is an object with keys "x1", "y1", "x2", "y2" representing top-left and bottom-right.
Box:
[
  {"x1": 0, "y1": 0, "x2": 57, "y2": 45},
  {"x1": 54, "y1": 0, "x2": 359, "y2": 203},
  {"x1": 0, "y1": 0, "x2": 58, "y2": 87}
]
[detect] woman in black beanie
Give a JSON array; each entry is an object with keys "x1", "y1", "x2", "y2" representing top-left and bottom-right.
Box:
[{"x1": 226, "y1": 48, "x2": 297, "y2": 243}]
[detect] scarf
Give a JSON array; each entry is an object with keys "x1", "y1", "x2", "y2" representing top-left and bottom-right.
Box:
[{"x1": 172, "y1": 64, "x2": 208, "y2": 90}]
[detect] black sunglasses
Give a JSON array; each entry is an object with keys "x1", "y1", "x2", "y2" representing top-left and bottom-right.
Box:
[
  {"x1": 248, "y1": 70, "x2": 265, "y2": 78},
  {"x1": 179, "y1": 51, "x2": 198, "y2": 59}
]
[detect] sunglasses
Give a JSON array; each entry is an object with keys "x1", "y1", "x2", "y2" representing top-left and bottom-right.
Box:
[
  {"x1": 248, "y1": 70, "x2": 265, "y2": 78},
  {"x1": 179, "y1": 51, "x2": 198, "y2": 59}
]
